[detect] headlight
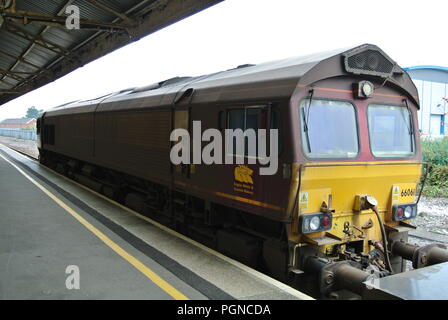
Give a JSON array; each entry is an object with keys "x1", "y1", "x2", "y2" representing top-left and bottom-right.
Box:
[
  {"x1": 300, "y1": 213, "x2": 333, "y2": 234},
  {"x1": 309, "y1": 216, "x2": 321, "y2": 231},
  {"x1": 362, "y1": 81, "x2": 374, "y2": 96},
  {"x1": 404, "y1": 206, "x2": 412, "y2": 219},
  {"x1": 392, "y1": 203, "x2": 417, "y2": 221},
  {"x1": 354, "y1": 80, "x2": 374, "y2": 99}
]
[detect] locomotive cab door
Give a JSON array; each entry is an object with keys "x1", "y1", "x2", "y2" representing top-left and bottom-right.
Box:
[
  {"x1": 172, "y1": 88, "x2": 195, "y2": 186},
  {"x1": 36, "y1": 113, "x2": 44, "y2": 150},
  {"x1": 172, "y1": 107, "x2": 191, "y2": 184}
]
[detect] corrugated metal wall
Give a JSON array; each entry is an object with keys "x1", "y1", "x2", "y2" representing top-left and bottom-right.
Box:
[
  {"x1": 413, "y1": 79, "x2": 447, "y2": 136},
  {"x1": 406, "y1": 68, "x2": 448, "y2": 136}
]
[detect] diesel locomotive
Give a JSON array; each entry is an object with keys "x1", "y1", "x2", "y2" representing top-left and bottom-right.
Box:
[{"x1": 37, "y1": 44, "x2": 448, "y2": 299}]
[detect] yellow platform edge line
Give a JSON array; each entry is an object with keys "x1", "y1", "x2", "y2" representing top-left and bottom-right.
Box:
[{"x1": 0, "y1": 153, "x2": 189, "y2": 300}]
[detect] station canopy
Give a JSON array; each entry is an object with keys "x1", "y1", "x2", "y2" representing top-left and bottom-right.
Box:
[{"x1": 0, "y1": 0, "x2": 222, "y2": 106}]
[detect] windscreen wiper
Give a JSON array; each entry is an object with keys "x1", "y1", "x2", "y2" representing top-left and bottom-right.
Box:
[
  {"x1": 403, "y1": 99, "x2": 414, "y2": 152},
  {"x1": 302, "y1": 89, "x2": 314, "y2": 153}
]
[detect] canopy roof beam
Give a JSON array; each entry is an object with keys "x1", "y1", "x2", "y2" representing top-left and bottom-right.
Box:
[
  {"x1": 3, "y1": 22, "x2": 71, "y2": 56},
  {"x1": 0, "y1": 78, "x2": 17, "y2": 87},
  {"x1": 2, "y1": 11, "x2": 132, "y2": 31},
  {"x1": 0, "y1": 90, "x2": 21, "y2": 94},
  {"x1": 0, "y1": 48, "x2": 41, "y2": 70},
  {"x1": 86, "y1": 0, "x2": 135, "y2": 26}
]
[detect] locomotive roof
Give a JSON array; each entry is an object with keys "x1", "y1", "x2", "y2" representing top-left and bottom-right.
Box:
[{"x1": 45, "y1": 44, "x2": 419, "y2": 115}]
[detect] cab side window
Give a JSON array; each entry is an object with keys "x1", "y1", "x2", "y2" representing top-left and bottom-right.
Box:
[
  {"x1": 43, "y1": 125, "x2": 55, "y2": 145},
  {"x1": 270, "y1": 108, "x2": 282, "y2": 154},
  {"x1": 226, "y1": 106, "x2": 273, "y2": 157}
]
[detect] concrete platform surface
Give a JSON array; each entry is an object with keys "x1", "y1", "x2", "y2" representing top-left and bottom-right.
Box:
[{"x1": 0, "y1": 144, "x2": 312, "y2": 300}]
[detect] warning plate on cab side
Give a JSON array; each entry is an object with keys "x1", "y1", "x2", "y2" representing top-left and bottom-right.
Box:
[{"x1": 391, "y1": 183, "x2": 417, "y2": 203}]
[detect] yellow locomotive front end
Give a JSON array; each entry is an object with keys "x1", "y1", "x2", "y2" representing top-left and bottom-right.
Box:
[
  {"x1": 285, "y1": 45, "x2": 448, "y2": 299},
  {"x1": 295, "y1": 160, "x2": 422, "y2": 263},
  {"x1": 298, "y1": 161, "x2": 422, "y2": 250},
  {"x1": 288, "y1": 158, "x2": 429, "y2": 299}
]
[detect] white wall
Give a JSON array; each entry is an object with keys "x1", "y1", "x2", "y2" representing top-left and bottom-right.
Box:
[{"x1": 413, "y1": 78, "x2": 447, "y2": 136}]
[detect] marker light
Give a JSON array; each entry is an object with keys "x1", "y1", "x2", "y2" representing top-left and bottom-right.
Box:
[
  {"x1": 300, "y1": 212, "x2": 333, "y2": 234},
  {"x1": 322, "y1": 216, "x2": 331, "y2": 228},
  {"x1": 396, "y1": 207, "x2": 404, "y2": 219},
  {"x1": 392, "y1": 203, "x2": 417, "y2": 221}
]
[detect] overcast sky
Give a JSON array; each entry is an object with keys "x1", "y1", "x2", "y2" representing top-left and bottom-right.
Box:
[{"x1": 1, "y1": 0, "x2": 447, "y2": 120}]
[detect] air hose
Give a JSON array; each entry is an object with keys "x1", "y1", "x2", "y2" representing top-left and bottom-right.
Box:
[{"x1": 372, "y1": 206, "x2": 394, "y2": 274}]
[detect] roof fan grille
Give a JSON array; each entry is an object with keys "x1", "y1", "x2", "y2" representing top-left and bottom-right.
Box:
[{"x1": 346, "y1": 49, "x2": 394, "y2": 76}]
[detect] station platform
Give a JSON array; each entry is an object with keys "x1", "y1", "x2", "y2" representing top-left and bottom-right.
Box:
[{"x1": 0, "y1": 144, "x2": 312, "y2": 300}]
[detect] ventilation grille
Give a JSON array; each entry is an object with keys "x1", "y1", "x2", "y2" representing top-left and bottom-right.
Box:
[{"x1": 345, "y1": 49, "x2": 394, "y2": 77}]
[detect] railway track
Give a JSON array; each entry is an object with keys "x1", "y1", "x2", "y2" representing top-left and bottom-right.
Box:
[
  {"x1": 2, "y1": 144, "x2": 37, "y2": 160},
  {"x1": 0, "y1": 137, "x2": 38, "y2": 159},
  {"x1": 409, "y1": 229, "x2": 448, "y2": 245}
]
